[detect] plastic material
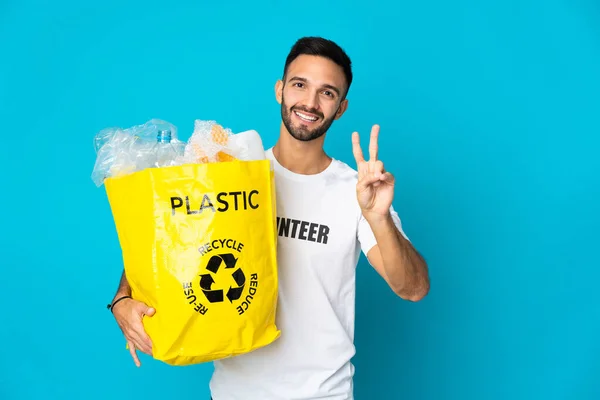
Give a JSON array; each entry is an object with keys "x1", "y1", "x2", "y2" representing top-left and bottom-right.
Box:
[
  {"x1": 179, "y1": 120, "x2": 266, "y2": 164},
  {"x1": 95, "y1": 119, "x2": 280, "y2": 366},
  {"x1": 91, "y1": 118, "x2": 266, "y2": 187},
  {"x1": 91, "y1": 119, "x2": 185, "y2": 187}
]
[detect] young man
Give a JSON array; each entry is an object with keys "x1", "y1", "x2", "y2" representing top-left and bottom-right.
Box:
[{"x1": 110, "y1": 37, "x2": 429, "y2": 399}]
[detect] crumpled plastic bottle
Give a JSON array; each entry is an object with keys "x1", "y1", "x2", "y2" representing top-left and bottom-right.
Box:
[{"x1": 91, "y1": 119, "x2": 184, "y2": 187}]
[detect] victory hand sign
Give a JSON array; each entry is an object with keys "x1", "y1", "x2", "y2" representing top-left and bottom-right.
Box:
[
  {"x1": 351, "y1": 125, "x2": 430, "y2": 302},
  {"x1": 352, "y1": 124, "x2": 395, "y2": 219}
]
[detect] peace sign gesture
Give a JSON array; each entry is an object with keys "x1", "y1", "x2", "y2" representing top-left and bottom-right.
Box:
[{"x1": 352, "y1": 124, "x2": 396, "y2": 219}]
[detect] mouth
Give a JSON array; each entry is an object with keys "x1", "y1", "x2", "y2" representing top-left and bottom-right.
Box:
[{"x1": 293, "y1": 110, "x2": 320, "y2": 123}]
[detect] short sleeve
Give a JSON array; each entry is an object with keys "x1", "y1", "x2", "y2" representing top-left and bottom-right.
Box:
[{"x1": 357, "y1": 204, "x2": 410, "y2": 257}]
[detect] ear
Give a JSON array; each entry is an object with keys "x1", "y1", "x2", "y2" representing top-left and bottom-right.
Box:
[
  {"x1": 334, "y1": 98, "x2": 349, "y2": 120},
  {"x1": 275, "y1": 80, "x2": 284, "y2": 104}
]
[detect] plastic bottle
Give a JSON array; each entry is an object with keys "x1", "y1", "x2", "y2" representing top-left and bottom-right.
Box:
[{"x1": 152, "y1": 129, "x2": 181, "y2": 167}]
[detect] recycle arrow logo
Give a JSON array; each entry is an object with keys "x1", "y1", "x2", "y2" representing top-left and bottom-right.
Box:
[{"x1": 199, "y1": 253, "x2": 246, "y2": 303}]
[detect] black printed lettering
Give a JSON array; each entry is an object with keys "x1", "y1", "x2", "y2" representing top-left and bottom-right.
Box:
[
  {"x1": 317, "y1": 224, "x2": 330, "y2": 244},
  {"x1": 230, "y1": 191, "x2": 241, "y2": 210},
  {"x1": 199, "y1": 238, "x2": 244, "y2": 256},
  {"x1": 298, "y1": 221, "x2": 309, "y2": 240},
  {"x1": 216, "y1": 192, "x2": 228, "y2": 211},
  {"x1": 194, "y1": 303, "x2": 208, "y2": 315},
  {"x1": 290, "y1": 219, "x2": 300, "y2": 237},
  {"x1": 276, "y1": 217, "x2": 330, "y2": 244},
  {"x1": 237, "y1": 273, "x2": 258, "y2": 315},
  {"x1": 182, "y1": 281, "x2": 207, "y2": 314},
  {"x1": 307, "y1": 223, "x2": 318, "y2": 242},
  {"x1": 171, "y1": 191, "x2": 261, "y2": 214},
  {"x1": 248, "y1": 190, "x2": 259, "y2": 209},
  {"x1": 171, "y1": 197, "x2": 183, "y2": 215},
  {"x1": 200, "y1": 194, "x2": 215, "y2": 213},
  {"x1": 278, "y1": 217, "x2": 290, "y2": 237},
  {"x1": 186, "y1": 196, "x2": 199, "y2": 215}
]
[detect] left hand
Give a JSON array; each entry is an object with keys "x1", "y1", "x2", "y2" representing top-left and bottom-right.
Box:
[{"x1": 352, "y1": 124, "x2": 395, "y2": 219}]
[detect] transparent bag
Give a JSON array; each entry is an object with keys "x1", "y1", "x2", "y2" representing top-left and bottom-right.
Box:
[{"x1": 92, "y1": 119, "x2": 266, "y2": 187}]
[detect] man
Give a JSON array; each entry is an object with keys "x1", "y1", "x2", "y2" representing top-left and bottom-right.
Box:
[{"x1": 109, "y1": 36, "x2": 429, "y2": 399}]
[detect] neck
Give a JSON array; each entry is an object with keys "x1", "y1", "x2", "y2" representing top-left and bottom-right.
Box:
[{"x1": 272, "y1": 122, "x2": 332, "y2": 175}]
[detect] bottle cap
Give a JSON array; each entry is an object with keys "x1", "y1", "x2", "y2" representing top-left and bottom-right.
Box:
[{"x1": 157, "y1": 129, "x2": 172, "y2": 143}]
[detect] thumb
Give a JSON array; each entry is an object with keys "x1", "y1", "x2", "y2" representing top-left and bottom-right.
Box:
[
  {"x1": 144, "y1": 307, "x2": 156, "y2": 317},
  {"x1": 357, "y1": 173, "x2": 380, "y2": 192},
  {"x1": 381, "y1": 172, "x2": 395, "y2": 184},
  {"x1": 138, "y1": 303, "x2": 155, "y2": 317}
]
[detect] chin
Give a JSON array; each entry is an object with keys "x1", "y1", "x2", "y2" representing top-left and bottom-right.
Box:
[
  {"x1": 281, "y1": 107, "x2": 331, "y2": 142},
  {"x1": 288, "y1": 127, "x2": 326, "y2": 142}
]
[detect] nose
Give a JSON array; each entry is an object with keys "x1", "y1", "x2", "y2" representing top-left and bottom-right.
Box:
[{"x1": 302, "y1": 89, "x2": 320, "y2": 112}]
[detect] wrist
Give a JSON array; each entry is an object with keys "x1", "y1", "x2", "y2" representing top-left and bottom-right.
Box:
[
  {"x1": 363, "y1": 209, "x2": 393, "y2": 226},
  {"x1": 107, "y1": 294, "x2": 132, "y2": 313},
  {"x1": 113, "y1": 286, "x2": 131, "y2": 300}
]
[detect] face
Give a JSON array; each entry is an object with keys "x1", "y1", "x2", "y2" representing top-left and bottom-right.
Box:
[{"x1": 276, "y1": 55, "x2": 349, "y2": 142}]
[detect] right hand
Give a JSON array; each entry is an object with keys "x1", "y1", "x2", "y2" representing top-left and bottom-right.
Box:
[{"x1": 111, "y1": 297, "x2": 155, "y2": 367}]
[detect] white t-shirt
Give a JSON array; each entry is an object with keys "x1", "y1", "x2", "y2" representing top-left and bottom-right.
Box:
[{"x1": 209, "y1": 148, "x2": 407, "y2": 400}]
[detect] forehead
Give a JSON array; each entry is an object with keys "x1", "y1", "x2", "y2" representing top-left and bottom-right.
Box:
[{"x1": 285, "y1": 54, "x2": 347, "y2": 91}]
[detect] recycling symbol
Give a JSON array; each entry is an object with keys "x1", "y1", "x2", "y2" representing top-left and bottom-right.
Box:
[{"x1": 199, "y1": 253, "x2": 246, "y2": 303}]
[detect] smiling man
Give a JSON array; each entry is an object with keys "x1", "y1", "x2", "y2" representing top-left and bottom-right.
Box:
[
  {"x1": 208, "y1": 36, "x2": 430, "y2": 399},
  {"x1": 109, "y1": 36, "x2": 429, "y2": 400}
]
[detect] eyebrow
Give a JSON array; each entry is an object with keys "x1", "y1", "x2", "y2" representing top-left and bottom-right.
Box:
[{"x1": 288, "y1": 76, "x2": 341, "y2": 97}]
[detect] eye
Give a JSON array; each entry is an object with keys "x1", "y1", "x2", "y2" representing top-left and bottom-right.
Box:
[
  {"x1": 293, "y1": 82, "x2": 304, "y2": 88},
  {"x1": 322, "y1": 90, "x2": 334, "y2": 98}
]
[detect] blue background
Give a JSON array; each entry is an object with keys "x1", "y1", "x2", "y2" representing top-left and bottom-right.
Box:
[{"x1": 1, "y1": 0, "x2": 598, "y2": 399}]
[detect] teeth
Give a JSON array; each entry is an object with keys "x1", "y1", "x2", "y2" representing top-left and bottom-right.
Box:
[{"x1": 295, "y1": 111, "x2": 317, "y2": 122}]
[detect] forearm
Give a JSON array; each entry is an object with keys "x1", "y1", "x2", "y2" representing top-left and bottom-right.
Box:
[
  {"x1": 367, "y1": 212, "x2": 429, "y2": 301},
  {"x1": 113, "y1": 270, "x2": 132, "y2": 299}
]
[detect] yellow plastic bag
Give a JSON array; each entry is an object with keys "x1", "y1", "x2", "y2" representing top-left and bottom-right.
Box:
[{"x1": 104, "y1": 159, "x2": 280, "y2": 366}]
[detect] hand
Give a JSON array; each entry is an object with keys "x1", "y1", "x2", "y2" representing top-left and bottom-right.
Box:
[
  {"x1": 112, "y1": 297, "x2": 155, "y2": 367},
  {"x1": 351, "y1": 124, "x2": 395, "y2": 220}
]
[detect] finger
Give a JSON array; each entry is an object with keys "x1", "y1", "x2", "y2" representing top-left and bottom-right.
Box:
[
  {"x1": 128, "y1": 340, "x2": 141, "y2": 367},
  {"x1": 380, "y1": 172, "x2": 395, "y2": 184},
  {"x1": 357, "y1": 173, "x2": 381, "y2": 192},
  {"x1": 134, "y1": 300, "x2": 155, "y2": 316},
  {"x1": 351, "y1": 131, "x2": 365, "y2": 164},
  {"x1": 370, "y1": 160, "x2": 384, "y2": 177},
  {"x1": 128, "y1": 304, "x2": 154, "y2": 353},
  {"x1": 140, "y1": 332, "x2": 153, "y2": 355},
  {"x1": 130, "y1": 334, "x2": 152, "y2": 356},
  {"x1": 141, "y1": 306, "x2": 156, "y2": 318},
  {"x1": 139, "y1": 317, "x2": 154, "y2": 352},
  {"x1": 372, "y1": 172, "x2": 394, "y2": 188},
  {"x1": 126, "y1": 329, "x2": 145, "y2": 351},
  {"x1": 141, "y1": 328, "x2": 153, "y2": 354},
  {"x1": 131, "y1": 327, "x2": 153, "y2": 355},
  {"x1": 369, "y1": 124, "x2": 380, "y2": 161}
]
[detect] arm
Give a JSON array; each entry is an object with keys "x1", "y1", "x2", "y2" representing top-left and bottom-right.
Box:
[
  {"x1": 351, "y1": 124, "x2": 429, "y2": 302},
  {"x1": 109, "y1": 270, "x2": 155, "y2": 366},
  {"x1": 112, "y1": 270, "x2": 132, "y2": 300},
  {"x1": 365, "y1": 212, "x2": 429, "y2": 301}
]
